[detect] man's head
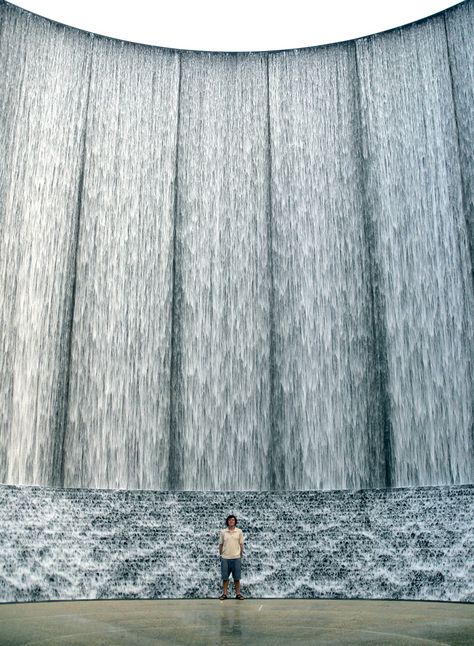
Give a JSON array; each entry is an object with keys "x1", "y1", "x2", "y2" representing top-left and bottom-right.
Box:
[{"x1": 225, "y1": 515, "x2": 237, "y2": 528}]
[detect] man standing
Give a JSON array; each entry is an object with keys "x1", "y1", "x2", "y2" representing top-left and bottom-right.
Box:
[{"x1": 219, "y1": 514, "x2": 244, "y2": 600}]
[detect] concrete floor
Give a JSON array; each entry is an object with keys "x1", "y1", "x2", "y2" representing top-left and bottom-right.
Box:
[{"x1": 0, "y1": 599, "x2": 473, "y2": 645}]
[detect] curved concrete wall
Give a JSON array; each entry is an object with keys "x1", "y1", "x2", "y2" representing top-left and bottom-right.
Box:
[{"x1": 0, "y1": 1, "x2": 473, "y2": 491}]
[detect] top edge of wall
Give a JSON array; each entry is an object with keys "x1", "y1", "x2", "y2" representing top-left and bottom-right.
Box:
[{"x1": 3, "y1": 0, "x2": 468, "y2": 54}]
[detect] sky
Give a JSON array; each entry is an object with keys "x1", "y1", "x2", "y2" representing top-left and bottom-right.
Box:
[{"x1": 10, "y1": 0, "x2": 464, "y2": 51}]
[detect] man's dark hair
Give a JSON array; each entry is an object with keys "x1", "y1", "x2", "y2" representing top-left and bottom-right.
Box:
[{"x1": 225, "y1": 515, "x2": 237, "y2": 526}]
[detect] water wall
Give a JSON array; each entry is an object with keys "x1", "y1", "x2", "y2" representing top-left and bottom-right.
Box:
[
  {"x1": 1, "y1": 1, "x2": 473, "y2": 491},
  {"x1": 1, "y1": 484, "x2": 472, "y2": 602}
]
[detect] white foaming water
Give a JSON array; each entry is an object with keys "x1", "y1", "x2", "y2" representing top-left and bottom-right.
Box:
[{"x1": 0, "y1": 486, "x2": 472, "y2": 602}]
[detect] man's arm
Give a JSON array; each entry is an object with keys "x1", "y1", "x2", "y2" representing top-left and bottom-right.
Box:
[
  {"x1": 240, "y1": 530, "x2": 244, "y2": 556},
  {"x1": 218, "y1": 530, "x2": 223, "y2": 555}
]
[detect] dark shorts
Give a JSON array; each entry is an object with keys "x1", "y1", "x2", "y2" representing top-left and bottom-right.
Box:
[{"x1": 221, "y1": 557, "x2": 241, "y2": 581}]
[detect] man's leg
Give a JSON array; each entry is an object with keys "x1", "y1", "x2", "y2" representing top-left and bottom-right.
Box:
[
  {"x1": 220, "y1": 558, "x2": 229, "y2": 599},
  {"x1": 233, "y1": 559, "x2": 243, "y2": 598}
]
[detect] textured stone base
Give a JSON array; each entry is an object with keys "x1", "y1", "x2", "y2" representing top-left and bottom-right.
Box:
[{"x1": 0, "y1": 485, "x2": 472, "y2": 602}]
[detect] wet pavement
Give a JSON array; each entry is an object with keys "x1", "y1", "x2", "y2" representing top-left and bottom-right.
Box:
[{"x1": 0, "y1": 598, "x2": 473, "y2": 645}]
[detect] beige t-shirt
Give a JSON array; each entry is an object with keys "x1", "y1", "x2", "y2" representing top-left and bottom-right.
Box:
[{"x1": 219, "y1": 527, "x2": 244, "y2": 559}]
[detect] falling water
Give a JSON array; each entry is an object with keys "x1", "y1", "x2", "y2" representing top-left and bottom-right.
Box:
[
  {"x1": 269, "y1": 45, "x2": 385, "y2": 490},
  {"x1": 0, "y1": 2, "x2": 473, "y2": 491},
  {"x1": 0, "y1": 6, "x2": 91, "y2": 485},
  {"x1": 63, "y1": 39, "x2": 180, "y2": 490},
  {"x1": 356, "y1": 16, "x2": 474, "y2": 487},
  {"x1": 171, "y1": 53, "x2": 272, "y2": 490},
  {"x1": 445, "y1": 0, "x2": 474, "y2": 279}
]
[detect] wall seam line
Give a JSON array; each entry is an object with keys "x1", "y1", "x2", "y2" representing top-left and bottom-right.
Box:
[
  {"x1": 168, "y1": 51, "x2": 183, "y2": 490},
  {"x1": 353, "y1": 40, "x2": 393, "y2": 489},
  {"x1": 266, "y1": 53, "x2": 282, "y2": 490},
  {"x1": 54, "y1": 36, "x2": 94, "y2": 488}
]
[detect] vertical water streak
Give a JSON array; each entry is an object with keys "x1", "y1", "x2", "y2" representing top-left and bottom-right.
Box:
[
  {"x1": 52, "y1": 48, "x2": 94, "y2": 488},
  {"x1": 444, "y1": 1, "x2": 474, "y2": 288},
  {"x1": 168, "y1": 53, "x2": 183, "y2": 490},
  {"x1": 62, "y1": 40, "x2": 180, "y2": 490},
  {"x1": 174, "y1": 53, "x2": 272, "y2": 490},
  {"x1": 269, "y1": 46, "x2": 382, "y2": 490},
  {"x1": 356, "y1": 18, "x2": 474, "y2": 486},
  {"x1": 265, "y1": 55, "x2": 283, "y2": 489},
  {"x1": 354, "y1": 49, "x2": 394, "y2": 488},
  {"x1": 0, "y1": 8, "x2": 91, "y2": 486},
  {"x1": 0, "y1": 1, "x2": 13, "y2": 483},
  {"x1": 0, "y1": 2, "x2": 17, "y2": 483}
]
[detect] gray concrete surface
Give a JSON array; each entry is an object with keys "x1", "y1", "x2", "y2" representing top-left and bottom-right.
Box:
[{"x1": 0, "y1": 599, "x2": 473, "y2": 645}]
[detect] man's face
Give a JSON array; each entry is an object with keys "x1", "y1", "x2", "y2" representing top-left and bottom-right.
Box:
[{"x1": 228, "y1": 517, "x2": 236, "y2": 528}]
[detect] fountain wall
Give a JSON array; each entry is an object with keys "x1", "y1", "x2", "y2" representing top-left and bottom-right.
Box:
[{"x1": 0, "y1": 1, "x2": 473, "y2": 491}]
